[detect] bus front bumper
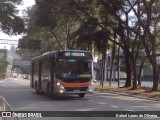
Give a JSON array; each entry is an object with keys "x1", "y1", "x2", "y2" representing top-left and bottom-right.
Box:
[{"x1": 53, "y1": 84, "x2": 94, "y2": 94}]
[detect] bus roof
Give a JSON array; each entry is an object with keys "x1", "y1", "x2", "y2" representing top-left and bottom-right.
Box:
[{"x1": 31, "y1": 50, "x2": 92, "y2": 62}]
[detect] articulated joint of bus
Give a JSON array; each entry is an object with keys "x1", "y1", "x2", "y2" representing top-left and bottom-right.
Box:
[{"x1": 54, "y1": 80, "x2": 94, "y2": 94}]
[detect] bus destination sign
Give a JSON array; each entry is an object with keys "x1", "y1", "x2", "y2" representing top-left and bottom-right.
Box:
[{"x1": 64, "y1": 52, "x2": 85, "y2": 57}]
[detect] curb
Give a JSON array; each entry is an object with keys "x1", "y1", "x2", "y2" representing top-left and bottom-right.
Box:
[{"x1": 94, "y1": 88, "x2": 160, "y2": 102}]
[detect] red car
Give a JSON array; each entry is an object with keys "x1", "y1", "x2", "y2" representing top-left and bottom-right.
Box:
[{"x1": 23, "y1": 74, "x2": 29, "y2": 79}]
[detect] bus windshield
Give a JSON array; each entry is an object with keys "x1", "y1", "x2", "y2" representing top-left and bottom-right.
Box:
[{"x1": 56, "y1": 59, "x2": 92, "y2": 78}]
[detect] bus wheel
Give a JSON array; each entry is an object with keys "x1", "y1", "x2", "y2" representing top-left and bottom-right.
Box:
[
  {"x1": 79, "y1": 93, "x2": 85, "y2": 98},
  {"x1": 47, "y1": 85, "x2": 52, "y2": 97}
]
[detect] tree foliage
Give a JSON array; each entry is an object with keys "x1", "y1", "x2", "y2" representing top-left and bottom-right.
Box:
[
  {"x1": 0, "y1": 0, "x2": 25, "y2": 35},
  {"x1": 20, "y1": 0, "x2": 160, "y2": 91},
  {"x1": 0, "y1": 50, "x2": 7, "y2": 79}
]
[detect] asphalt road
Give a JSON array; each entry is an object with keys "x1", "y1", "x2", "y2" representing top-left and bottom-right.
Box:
[{"x1": 0, "y1": 78, "x2": 160, "y2": 120}]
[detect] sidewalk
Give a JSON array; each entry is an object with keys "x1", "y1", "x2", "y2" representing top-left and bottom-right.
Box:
[
  {"x1": 96, "y1": 80, "x2": 153, "y2": 87},
  {"x1": 94, "y1": 80, "x2": 160, "y2": 101}
]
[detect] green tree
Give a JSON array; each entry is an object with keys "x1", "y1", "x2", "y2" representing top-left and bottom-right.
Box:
[
  {"x1": 34, "y1": 0, "x2": 82, "y2": 50},
  {"x1": 127, "y1": 0, "x2": 160, "y2": 91},
  {"x1": 0, "y1": 0, "x2": 25, "y2": 34},
  {"x1": 0, "y1": 57, "x2": 7, "y2": 79},
  {"x1": 23, "y1": 0, "x2": 160, "y2": 91}
]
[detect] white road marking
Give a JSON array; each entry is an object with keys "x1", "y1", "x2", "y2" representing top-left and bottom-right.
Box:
[
  {"x1": 75, "y1": 108, "x2": 97, "y2": 111},
  {"x1": 109, "y1": 105, "x2": 119, "y2": 108},
  {"x1": 88, "y1": 100, "x2": 94, "y2": 102},
  {"x1": 97, "y1": 102, "x2": 106, "y2": 105},
  {"x1": 124, "y1": 109, "x2": 133, "y2": 111}
]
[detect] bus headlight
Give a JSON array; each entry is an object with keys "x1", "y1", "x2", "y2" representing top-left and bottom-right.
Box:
[
  {"x1": 88, "y1": 85, "x2": 94, "y2": 93},
  {"x1": 59, "y1": 85, "x2": 64, "y2": 93},
  {"x1": 89, "y1": 89, "x2": 92, "y2": 92},
  {"x1": 57, "y1": 82, "x2": 61, "y2": 86},
  {"x1": 91, "y1": 82, "x2": 93, "y2": 85},
  {"x1": 60, "y1": 90, "x2": 64, "y2": 93}
]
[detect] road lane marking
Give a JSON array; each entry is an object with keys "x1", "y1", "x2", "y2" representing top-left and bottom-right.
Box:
[
  {"x1": 131, "y1": 106, "x2": 148, "y2": 108},
  {"x1": 97, "y1": 102, "x2": 106, "y2": 104},
  {"x1": 75, "y1": 108, "x2": 97, "y2": 111},
  {"x1": 124, "y1": 109, "x2": 133, "y2": 111},
  {"x1": 109, "y1": 105, "x2": 119, "y2": 108},
  {"x1": 88, "y1": 100, "x2": 94, "y2": 102}
]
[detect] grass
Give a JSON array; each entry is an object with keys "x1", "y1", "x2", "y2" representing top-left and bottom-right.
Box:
[{"x1": 93, "y1": 84, "x2": 160, "y2": 100}]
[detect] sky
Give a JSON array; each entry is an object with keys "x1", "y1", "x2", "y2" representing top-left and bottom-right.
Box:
[{"x1": 0, "y1": 0, "x2": 35, "y2": 49}]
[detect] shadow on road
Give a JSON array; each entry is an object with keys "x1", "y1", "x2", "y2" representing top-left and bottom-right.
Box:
[{"x1": 33, "y1": 92, "x2": 89, "y2": 101}]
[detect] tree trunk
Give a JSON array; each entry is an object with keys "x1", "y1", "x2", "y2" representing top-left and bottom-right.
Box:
[
  {"x1": 124, "y1": 47, "x2": 132, "y2": 87},
  {"x1": 151, "y1": 36, "x2": 159, "y2": 91},
  {"x1": 109, "y1": 56, "x2": 113, "y2": 86},
  {"x1": 101, "y1": 49, "x2": 106, "y2": 87},
  {"x1": 109, "y1": 43, "x2": 116, "y2": 86},
  {"x1": 132, "y1": 58, "x2": 137, "y2": 90},
  {"x1": 117, "y1": 46, "x2": 120, "y2": 86},
  {"x1": 124, "y1": 12, "x2": 132, "y2": 87},
  {"x1": 137, "y1": 61, "x2": 144, "y2": 86},
  {"x1": 152, "y1": 61, "x2": 159, "y2": 91}
]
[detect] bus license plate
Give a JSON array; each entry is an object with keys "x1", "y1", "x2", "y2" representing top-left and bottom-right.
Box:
[{"x1": 73, "y1": 90, "x2": 80, "y2": 92}]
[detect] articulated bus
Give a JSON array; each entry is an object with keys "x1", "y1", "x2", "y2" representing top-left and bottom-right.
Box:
[{"x1": 30, "y1": 50, "x2": 94, "y2": 98}]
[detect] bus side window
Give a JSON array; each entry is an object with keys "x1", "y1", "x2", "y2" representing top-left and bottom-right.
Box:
[
  {"x1": 55, "y1": 60, "x2": 60, "y2": 78},
  {"x1": 41, "y1": 57, "x2": 51, "y2": 80},
  {"x1": 51, "y1": 58, "x2": 56, "y2": 77}
]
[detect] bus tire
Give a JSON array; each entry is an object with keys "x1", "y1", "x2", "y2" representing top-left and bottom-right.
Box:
[{"x1": 79, "y1": 93, "x2": 85, "y2": 98}]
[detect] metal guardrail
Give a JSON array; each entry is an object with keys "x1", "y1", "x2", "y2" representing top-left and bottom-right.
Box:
[{"x1": 0, "y1": 96, "x2": 20, "y2": 120}]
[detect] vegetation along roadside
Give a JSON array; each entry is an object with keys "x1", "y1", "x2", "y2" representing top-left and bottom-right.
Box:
[{"x1": 94, "y1": 84, "x2": 160, "y2": 101}]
